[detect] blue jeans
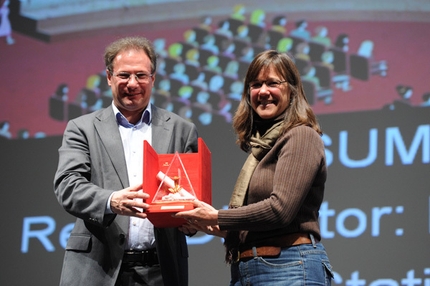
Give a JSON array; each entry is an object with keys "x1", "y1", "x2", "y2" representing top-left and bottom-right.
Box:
[{"x1": 230, "y1": 240, "x2": 333, "y2": 286}]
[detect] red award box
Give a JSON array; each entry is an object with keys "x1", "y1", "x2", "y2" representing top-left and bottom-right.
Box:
[{"x1": 143, "y1": 138, "x2": 211, "y2": 228}]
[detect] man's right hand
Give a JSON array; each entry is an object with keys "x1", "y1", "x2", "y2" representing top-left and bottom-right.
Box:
[{"x1": 110, "y1": 184, "x2": 150, "y2": 218}]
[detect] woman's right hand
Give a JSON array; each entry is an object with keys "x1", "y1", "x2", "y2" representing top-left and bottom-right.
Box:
[{"x1": 178, "y1": 222, "x2": 227, "y2": 238}]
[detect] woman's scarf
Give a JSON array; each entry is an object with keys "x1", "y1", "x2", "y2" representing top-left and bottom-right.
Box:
[
  {"x1": 224, "y1": 119, "x2": 284, "y2": 263},
  {"x1": 228, "y1": 119, "x2": 284, "y2": 208}
]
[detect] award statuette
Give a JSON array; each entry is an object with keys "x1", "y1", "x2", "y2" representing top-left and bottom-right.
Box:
[
  {"x1": 143, "y1": 138, "x2": 211, "y2": 227},
  {"x1": 152, "y1": 151, "x2": 196, "y2": 204},
  {"x1": 156, "y1": 171, "x2": 196, "y2": 201}
]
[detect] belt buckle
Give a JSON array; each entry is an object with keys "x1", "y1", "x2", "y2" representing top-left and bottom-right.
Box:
[
  {"x1": 227, "y1": 249, "x2": 241, "y2": 263},
  {"x1": 235, "y1": 250, "x2": 240, "y2": 263}
]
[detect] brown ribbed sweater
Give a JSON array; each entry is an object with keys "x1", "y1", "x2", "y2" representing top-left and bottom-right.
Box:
[{"x1": 218, "y1": 125, "x2": 327, "y2": 243}]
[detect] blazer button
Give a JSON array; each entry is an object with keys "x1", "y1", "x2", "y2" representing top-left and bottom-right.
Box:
[{"x1": 119, "y1": 234, "x2": 125, "y2": 245}]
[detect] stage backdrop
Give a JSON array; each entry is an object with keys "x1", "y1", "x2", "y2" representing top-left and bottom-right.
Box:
[{"x1": 1, "y1": 0, "x2": 429, "y2": 285}]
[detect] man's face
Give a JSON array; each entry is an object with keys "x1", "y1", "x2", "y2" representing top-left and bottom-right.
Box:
[{"x1": 107, "y1": 49, "x2": 155, "y2": 119}]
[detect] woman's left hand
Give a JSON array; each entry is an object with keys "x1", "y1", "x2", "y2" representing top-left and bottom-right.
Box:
[{"x1": 174, "y1": 199, "x2": 219, "y2": 226}]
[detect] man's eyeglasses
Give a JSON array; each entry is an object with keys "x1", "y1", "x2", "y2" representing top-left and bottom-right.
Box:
[
  {"x1": 249, "y1": 80, "x2": 288, "y2": 91},
  {"x1": 112, "y1": 72, "x2": 153, "y2": 84}
]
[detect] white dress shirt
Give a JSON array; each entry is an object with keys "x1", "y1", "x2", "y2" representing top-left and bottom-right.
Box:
[{"x1": 111, "y1": 103, "x2": 155, "y2": 250}]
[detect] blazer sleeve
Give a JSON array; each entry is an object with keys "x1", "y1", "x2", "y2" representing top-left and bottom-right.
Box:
[{"x1": 53, "y1": 117, "x2": 118, "y2": 227}]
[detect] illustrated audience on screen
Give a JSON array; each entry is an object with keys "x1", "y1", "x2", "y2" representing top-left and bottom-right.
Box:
[{"x1": 45, "y1": 3, "x2": 402, "y2": 135}]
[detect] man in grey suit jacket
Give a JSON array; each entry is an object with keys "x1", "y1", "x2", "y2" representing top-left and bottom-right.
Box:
[{"x1": 54, "y1": 37, "x2": 198, "y2": 286}]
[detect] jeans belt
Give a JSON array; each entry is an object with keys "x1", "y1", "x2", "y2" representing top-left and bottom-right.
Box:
[
  {"x1": 238, "y1": 233, "x2": 314, "y2": 260},
  {"x1": 122, "y1": 248, "x2": 158, "y2": 266}
]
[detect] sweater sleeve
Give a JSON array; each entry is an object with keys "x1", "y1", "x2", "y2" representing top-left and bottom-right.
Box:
[{"x1": 218, "y1": 126, "x2": 326, "y2": 232}]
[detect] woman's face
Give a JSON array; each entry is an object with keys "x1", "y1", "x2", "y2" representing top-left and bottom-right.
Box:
[{"x1": 249, "y1": 67, "x2": 291, "y2": 120}]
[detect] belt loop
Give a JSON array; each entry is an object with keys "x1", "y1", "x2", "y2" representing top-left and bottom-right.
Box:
[
  {"x1": 252, "y1": 246, "x2": 258, "y2": 258},
  {"x1": 309, "y1": 233, "x2": 316, "y2": 248}
]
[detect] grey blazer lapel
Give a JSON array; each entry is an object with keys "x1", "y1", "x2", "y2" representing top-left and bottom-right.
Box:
[
  {"x1": 94, "y1": 108, "x2": 130, "y2": 255},
  {"x1": 151, "y1": 106, "x2": 172, "y2": 154},
  {"x1": 94, "y1": 108, "x2": 129, "y2": 188}
]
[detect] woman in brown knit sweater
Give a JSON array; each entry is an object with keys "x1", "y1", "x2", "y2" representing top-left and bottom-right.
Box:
[{"x1": 176, "y1": 50, "x2": 334, "y2": 285}]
